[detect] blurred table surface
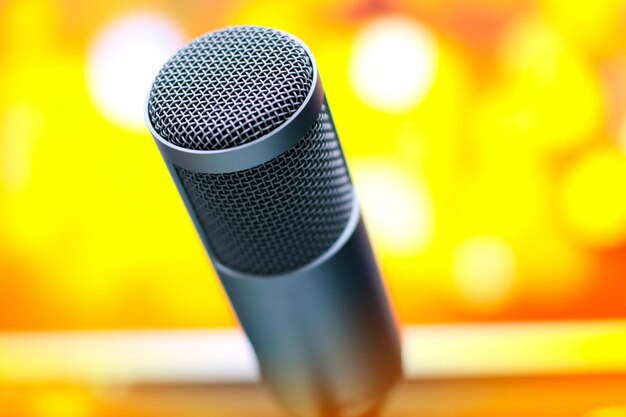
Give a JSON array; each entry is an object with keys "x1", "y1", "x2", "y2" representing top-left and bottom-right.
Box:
[
  {"x1": 3, "y1": 373, "x2": 626, "y2": 417},
  {"x1": 2, "y1": 322, "x2": 626, "y2": 416}
]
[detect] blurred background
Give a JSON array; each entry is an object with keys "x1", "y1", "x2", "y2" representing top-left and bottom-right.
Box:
[
  {"x1": 2, "y1": 0, "x2": 626, "y2": 330},
  {"x1": 1, "y1": 0, "x2": 626, "y2": 416}
]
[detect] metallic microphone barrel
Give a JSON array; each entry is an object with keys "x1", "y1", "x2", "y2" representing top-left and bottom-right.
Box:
[{"x1": 145, "y1": 26, "x2": 401, "y2": 417}]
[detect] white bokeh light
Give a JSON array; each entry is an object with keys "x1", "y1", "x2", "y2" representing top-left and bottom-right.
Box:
[
  {"x1": 349, "y1": 16, "x2": 438, "y2": 113},
  {"x1": 87, "y1": 13, "x2": 185, "y2": 130},
  {"x1": 453, "y1": 236, "x2": 517, "y2": 311},
  {"x1": 353, "y1": 162, "x2": 435, "y2": 255}
]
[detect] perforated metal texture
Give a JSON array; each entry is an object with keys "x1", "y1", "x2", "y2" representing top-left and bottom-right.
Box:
[
  {"x1": 175, "y1": 104, "x2": 353, "y2": 275},
  {"x1": 147, "y1": 26, "x2": 314, "y2": 151}
]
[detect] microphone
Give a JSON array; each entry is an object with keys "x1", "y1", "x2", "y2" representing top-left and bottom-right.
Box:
[{"x1": 145, "y1": 26, "x2": 401, "y2": 417}]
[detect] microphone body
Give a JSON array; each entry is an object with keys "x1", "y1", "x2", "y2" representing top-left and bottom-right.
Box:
[{"x1": 146, "y1": 26, "x2": 401, "y2": 417}]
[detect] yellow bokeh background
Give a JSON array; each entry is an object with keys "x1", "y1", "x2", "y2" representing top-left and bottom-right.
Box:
[{"x1": 1, "y1": 0, "x2": 626, "y2": 331}]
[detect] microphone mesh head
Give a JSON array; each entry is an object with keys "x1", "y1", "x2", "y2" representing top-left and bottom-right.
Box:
[
  {"x1": 147, "y1": 26, "x2": 314, "y2": 150},
  {"x1": 148, "y1": 26, "x2": 353, "y2": 275},
  {"x1": 176, "y1": 105, "x2": 353, "y2": 275}
]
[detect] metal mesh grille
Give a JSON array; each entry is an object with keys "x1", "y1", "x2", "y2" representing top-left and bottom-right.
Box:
[
  {"x1": 147, "y1": 26, "x2": 314, "y2": 150},
  {"x1": 175, "y1": 104, "x2": 353, "y2": 275}
]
